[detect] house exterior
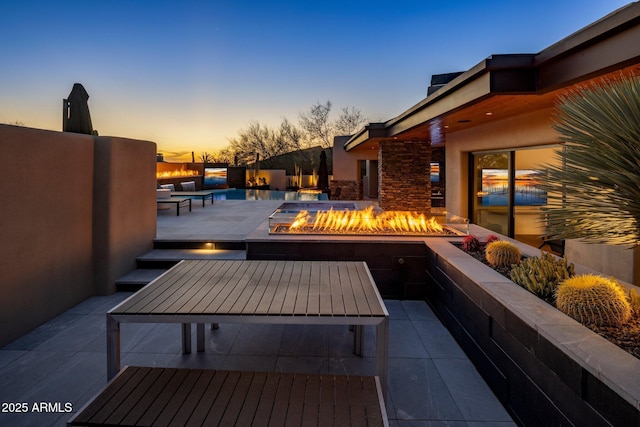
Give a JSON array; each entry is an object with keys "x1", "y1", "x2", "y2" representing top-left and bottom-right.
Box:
[{"x1": 332, "y1": 2, "x2": 640, "y2": 283}]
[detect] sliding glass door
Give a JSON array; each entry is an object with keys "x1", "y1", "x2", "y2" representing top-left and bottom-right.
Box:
[
  {"x1": 472, "y1": 147, "x2": 558, "y2": 243},
  {"x1": 473, "y1": 151, "x2": 511, "y2": 235}
]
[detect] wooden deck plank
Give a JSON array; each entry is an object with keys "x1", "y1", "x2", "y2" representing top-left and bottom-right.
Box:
[
  {"x1": 253, "y1": 260, "x2": 288, "y2": 315},
  {"x1": 136, "y1": 368, "x2": 191, "y2": 425},
  {"x1": 334, "y1": 375, "x2": 351, "y2": 427},
  {"x1": 69, "y1": 365, "x2": 141, "y2": 424},
  {"x1": 259, "y1": 260, "x2": 295, "y2": 315},
  {"x1": 168, "y1": 260, "x2": 236, "y2": 314},
  {"x1": 284, "y1": 374, "x2": 307, "y2": 427},
  {"x1": 269, "y1": 372, "x2": 294, "y2": 426},
  {"x1": 219, "y1": 371, "x2": 256, "y2": 425},
  {"x1": 168, "y1": 370, "x2": 216, "y2": 426},
  {"x1": 153, "y1": 369, "x2": 203, "y2": 426},
  {"x1": 348, "y1": 377, "x2": 367, "y2": 427},
  {"x1": 305, "y1": 261, "x2": 321, "y2": 315},
  {"x1": 339, "y1": 263, "x2": 359, "y2": 315},
  {"x1": 187, "y1": 370, "x2": 229, "y2": 426},
  {"x1": 362, "y1": 376, "x2": 385, "y2": 427},
  {"x1": 292, "y1": 261, "x2": 311, "y2": 315},
  {"x1": 281, "y1": 261, "x2": 303, "y2": 315},
  {"x1": 318, "y1": 373, "x2": 335, "y2": 426},
  {"x1": 252, "y1": 371, "x2": 281, "y2": 427},
  {"x1": 93, "y1": 367, "x2": 158, "y2": 425},
  {"x1": 234, "y1": 371, "x2": 268, "y2": 426},
  {"x1": 330, "y1": 262, "x2": 347, "y2": 316},
  {"x1": 112, "y1": 261, "x2": 194, "y2": 314},
  {"x1": 178, "y1": 260, "x2": 247, "y2": 314},
  {"x1": 201, "y1": 370, "x2": 242, "y2": 425},
  {"x1": 354, "y1": 262, "x2": 387, "y2": 316},
  {"x1": 74, "y1": 368, "x2": 387, "y2": 427},
  {"x1": 207, "y1": 260, "x2": 263, "y2": 314},
  {"x1": 153, "y1": 261, "x2": 222, "y2": 313},
  {"x1": 115, "y1": 367, "x2": 176, "y2": 426},
  {"x1": 241, "y1": 260, "x2": 279, "y2": 314},
  {"x1": 127, "y1": 261, "x2": 211, "y2": 314},
  {"x1": 300, "y1": 373, "x2": 320, "y2": 427},
  {"x1": 318, "y1": 262, "x2": 333, "y2": 316}
]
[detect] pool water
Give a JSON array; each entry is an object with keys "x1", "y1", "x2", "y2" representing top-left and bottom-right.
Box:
[{"x1": 212, "y1": 189, "x2": 329, "y2": 201}]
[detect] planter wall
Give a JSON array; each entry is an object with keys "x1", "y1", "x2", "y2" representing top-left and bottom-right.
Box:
[{"x1": 423, "y1": 236, "x2": 640, "y2": 426}]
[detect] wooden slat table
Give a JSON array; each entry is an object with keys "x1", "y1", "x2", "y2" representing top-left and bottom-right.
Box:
[
  {"x1": 69, "y1": 366, "x2": 388, "y2": 426},
  {"x1": 107, "y1": 260, "x2": 389, "y2": 399}
]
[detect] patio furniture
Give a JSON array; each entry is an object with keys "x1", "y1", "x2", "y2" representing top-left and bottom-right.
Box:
[
  {"x1": 156, "y1": 188, "x2": 171, "y2": 210},
  {"x1": 160, "y1": 183, "x2": 175, "y2": 191},
  {"x1": 156, "y1": 197, "x2": 191, "y2": 216},
  {"x1": 180, "y1": 181, "x2": 196, "y2": 191},
  {"x1": 68, "y1": 366, "x2": 388, "y2": 426},
  {"x1": 170, "y1": 190, "x2": 216, "y2": 207},
  {"x1": 106, "y1": 260, "x2": 389, "y2": 399}
]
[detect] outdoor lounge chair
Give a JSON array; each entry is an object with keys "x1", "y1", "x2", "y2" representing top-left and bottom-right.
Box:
[{"x1": 180, "y1": 181, "x2": 196, "y2": 191}]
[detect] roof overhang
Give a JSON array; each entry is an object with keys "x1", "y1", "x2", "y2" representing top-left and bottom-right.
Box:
[{"x1": 344, "y1": 2, "x2": 640, "y2": 152}]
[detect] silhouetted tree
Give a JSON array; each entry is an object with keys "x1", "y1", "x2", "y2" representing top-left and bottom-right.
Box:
[{"x1": 298, "y1": 101, "x2": 366, "y2": 150}]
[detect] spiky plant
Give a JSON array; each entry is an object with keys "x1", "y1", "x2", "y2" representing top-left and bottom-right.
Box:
[{"x1": 540, "y1": 74, "x2": 640, "y2": 247}]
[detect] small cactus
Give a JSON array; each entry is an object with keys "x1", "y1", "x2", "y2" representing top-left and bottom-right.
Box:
[
  {"x1": 462, "y1": 235, "x2": 482, "y2": 252},
  {"x1": 485, "y1": 240, "x2": 521, "y2": 268},
  {"x1": 555, "y1": 275, "x2": 631, "y2": 327},
  {"x1": 510, "y1": 251, "x2": 574, "y2": 302}
]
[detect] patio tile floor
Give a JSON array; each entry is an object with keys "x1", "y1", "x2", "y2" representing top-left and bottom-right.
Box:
[
  {"x1": 0, "y1": 199, "x2": 515, "y2": 426},
  {"x1": 0, "y1": 296, "x2": 514, "y2": 426}
]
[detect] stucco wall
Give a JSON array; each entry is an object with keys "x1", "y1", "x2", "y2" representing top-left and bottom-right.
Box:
[
  {"x1": 0, "y1": 125, "x2": 156, "y2": 346},
  {"x1": 332, "y1": 136, "x2": 378, "y2": 181}
]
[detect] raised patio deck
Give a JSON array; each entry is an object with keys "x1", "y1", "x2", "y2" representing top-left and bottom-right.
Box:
[{"x1": 0, "y1": 199, "x2": 515, "y2": 426}]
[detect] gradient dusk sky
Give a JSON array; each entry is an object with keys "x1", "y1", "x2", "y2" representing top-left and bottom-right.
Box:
[{"x1": 0, "y1": 0, "x2": 632, "y2": 161}]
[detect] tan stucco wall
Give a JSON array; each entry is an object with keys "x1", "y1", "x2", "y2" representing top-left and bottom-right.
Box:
[
  {"x1": 333, "y1": 136, "x2": 378, "y2": 181},
  {"x1": 0, "y1": 125, "x2": 156, "y2": 346},
  {"x1": 93, "y1": 136, "x2": 157, "y2": 295}
]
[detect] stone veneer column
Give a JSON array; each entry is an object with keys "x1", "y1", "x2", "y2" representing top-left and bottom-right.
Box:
[{"x1": 379, "y1": 140, "x2": 431, "y2": 211}]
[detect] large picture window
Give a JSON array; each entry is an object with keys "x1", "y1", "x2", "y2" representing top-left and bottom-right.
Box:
[{"x1": 472, "y1": 146, "x2": 558, "y2": 244}]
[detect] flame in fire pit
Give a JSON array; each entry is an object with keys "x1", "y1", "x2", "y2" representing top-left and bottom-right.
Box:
[{"x1": 287, "y1": 206, "x2": 444, "y2": 234}]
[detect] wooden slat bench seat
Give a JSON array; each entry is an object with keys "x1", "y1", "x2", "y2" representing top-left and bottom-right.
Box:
[
  {"x1": 68, "y1": 366, "x2": 388, "y2": 426},
  {"x1": 157, "y1": 197, "x2": 192, "y2": 216}
]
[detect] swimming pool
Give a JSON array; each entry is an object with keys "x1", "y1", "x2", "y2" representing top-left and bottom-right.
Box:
[{"x1": 212, "y1": 189, "x2": 329, "y2": 201}]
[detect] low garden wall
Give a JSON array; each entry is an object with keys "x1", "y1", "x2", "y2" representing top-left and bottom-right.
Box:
[
  {"x1": 0, "y1": 125, "x2": 156, "y2": 347},
  {"x1": 423, "y1": 230, "x2": 640, "y2": 426}
]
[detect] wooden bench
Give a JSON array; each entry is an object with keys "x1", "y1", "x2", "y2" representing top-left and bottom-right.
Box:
[
  {"x1": 68, "y1": 366, "x2": 388, "y2": 426},
  {"x1": 156, "y1": 197, "x2": 192, "y2": 216}
]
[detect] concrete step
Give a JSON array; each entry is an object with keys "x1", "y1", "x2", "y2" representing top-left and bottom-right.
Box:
[
  {"x1": 153, "y1": 240, "x2": 246, "y2": 250},
  {"x1": 135, "y1": 248, "x2": 247, "y2": 269},
  {"x1": 117, "y1": 248, "x2": 247, "y2": 291},
  {"x1": 115, "y1": 269, "x2": 168, "y2": 292}
]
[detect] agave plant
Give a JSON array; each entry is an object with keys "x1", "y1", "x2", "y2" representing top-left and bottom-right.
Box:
[{"x1": 541, "y1": 74, "x2": 640, "y2": 247}]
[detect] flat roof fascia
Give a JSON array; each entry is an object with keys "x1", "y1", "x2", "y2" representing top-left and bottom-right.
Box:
[
  {"x1": 536, "y1": 2, "x2": 640, "y2": 66},
  {"x1": 535, "y1": 4, "x2": 640, "y2": 91},
  {"x1": 344, "y1": 123, "x2": 387, "y2": 151},
  {"x1": 383, "y1": 55, "x2": 535, "y2": 139}
]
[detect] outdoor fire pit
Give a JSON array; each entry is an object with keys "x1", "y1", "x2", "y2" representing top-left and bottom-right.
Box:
[{"x1": 269, "y1": 204, "x2": 468, "y2": 236}]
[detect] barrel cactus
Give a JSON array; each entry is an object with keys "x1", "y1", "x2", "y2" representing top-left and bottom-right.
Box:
[
  {"x1": 555, "y1": 274, "x2": 631, "y2": 327},
  {"x1": 485, "y1": 240, "x2": 521, "y2": 268},
  {"x1": 510, "y1": 251, "x2": 575, "y2": 302}
]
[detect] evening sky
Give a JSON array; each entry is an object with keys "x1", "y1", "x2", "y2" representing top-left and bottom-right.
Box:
[{"x1": 0, "y1": 0, "x2": 632, "y2": 161}]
